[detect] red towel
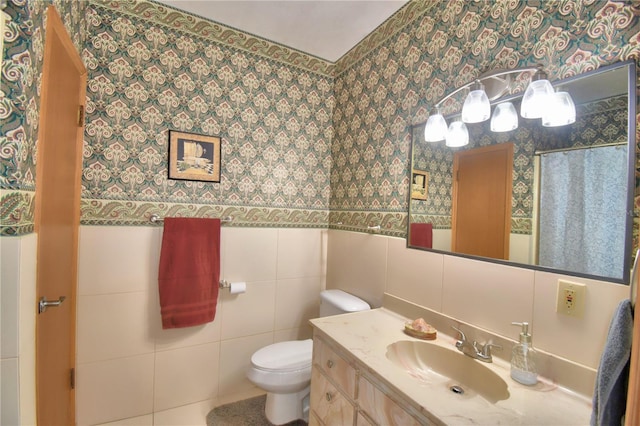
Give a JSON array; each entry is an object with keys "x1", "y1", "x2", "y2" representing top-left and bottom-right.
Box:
[
  {"x1": 410, "y1": 223, "x2": 433, "y2": 249},
  {"x1": 158, "y1": 217, "x2": 221, "y2": 329}
]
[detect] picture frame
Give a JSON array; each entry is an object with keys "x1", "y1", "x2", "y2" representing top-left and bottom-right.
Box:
[
  {"x1": 411, "y1": 169, "x2": 428, "y2": 200},
  {"x1": 168, "y1": 130, "x2": 221, "y2": 182}
]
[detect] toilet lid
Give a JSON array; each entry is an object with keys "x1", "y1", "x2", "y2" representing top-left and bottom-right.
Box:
[{"x1": 251, "y1": 339, "x2": 313, "y2": 372}]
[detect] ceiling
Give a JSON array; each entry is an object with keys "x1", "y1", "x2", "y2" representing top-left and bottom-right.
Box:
[{"x1": 155, "y1": 0, "x2": 409, "y2": 62}]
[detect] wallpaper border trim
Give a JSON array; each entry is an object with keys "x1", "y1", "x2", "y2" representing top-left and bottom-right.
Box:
[
  {"x1": 0, "y1": 190, "x2": 35, "y2": 236},
  {"x1": 329, "y1": 210, "x2": 407, "y2": 237},
  {"x1": 81, "y1": 199, "x2": 330, "y2": 228}
]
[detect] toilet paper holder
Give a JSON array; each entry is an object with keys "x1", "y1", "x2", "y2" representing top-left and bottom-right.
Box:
[{"x1": 219, "y1": 280, "x2": 246, "y2": 294}]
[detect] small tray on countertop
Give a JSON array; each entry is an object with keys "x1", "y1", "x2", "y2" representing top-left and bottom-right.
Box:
[{"x1": 403, "y1": 322, "x2": 437, "y2": 340}]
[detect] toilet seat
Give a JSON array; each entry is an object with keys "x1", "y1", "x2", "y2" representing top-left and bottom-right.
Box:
[{"x1": 251, "y1": 339, "x2": 312, "y2": 372}]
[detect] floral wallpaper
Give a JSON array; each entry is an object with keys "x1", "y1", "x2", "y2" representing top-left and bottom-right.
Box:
[
  {"x1": 410, "y1": 96, "x2": 629, "y2": 235},
  {"x1": 80, "y1": 0, "x2": 335, "y2": 227},
  {"x1": 1, "y1": 0, "x2": 639, "y2": 237},
  {"x1": 330, "y1": 0, "x2": 640, "y2": 236},
  {"x1": 1, "y1": 0, "x2": 87, "y2": 235}
]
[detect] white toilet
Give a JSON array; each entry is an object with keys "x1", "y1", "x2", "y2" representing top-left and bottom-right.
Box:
[{"x1": 247, "y1": 289, "x2": 370, "y2": 425}]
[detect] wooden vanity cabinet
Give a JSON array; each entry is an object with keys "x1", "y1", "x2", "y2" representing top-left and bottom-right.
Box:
[
  {"x1": 310, "y1": 367, "x2": 355, "y2": 425},
  {"x1": 310, "y1": 334, "x2": 427, "y2": 426},
  {"x1": 357, "y1": 375, "x2": 422, "y2": 426},
  {"x1": 310, "y1": 336, "x2": 357, "y2": 424}
]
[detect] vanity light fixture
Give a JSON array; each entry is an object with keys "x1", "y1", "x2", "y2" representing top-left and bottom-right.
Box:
[
  {"x1": 424, "y1": 64, "x2": 576, "y2": 144},
  {"x1": 490, "y1": 102, "x2": 518, "y2": 132},
  {"x1": 445, "y1": 121, "x2": 469, "y2": 147},
  {"x1": 424, "y1": 108, "x2": 448, "y2": 142},
  {"x1": 542, "y1": 90, "x2": 576, "y2": 127},
  {"x1": 462, "y1": 80, "x2": 491, "y2": 123},
  {"x1": 520, "y1": 66, "x2": 554, "y2": 119}
]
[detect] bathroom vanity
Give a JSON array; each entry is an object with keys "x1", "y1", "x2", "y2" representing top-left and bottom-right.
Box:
[{"x1": 309, "y1": 307, "x2": 592, "y2": 425}]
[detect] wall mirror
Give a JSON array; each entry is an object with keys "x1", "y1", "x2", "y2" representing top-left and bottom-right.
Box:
[{"x1": 408, "y1": 60, "x2": 636, "y2": 284}]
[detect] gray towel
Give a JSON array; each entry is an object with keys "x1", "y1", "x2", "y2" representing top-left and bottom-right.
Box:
[{"x1": 591, "y1": 299, "x2": 633, "y2": 426}]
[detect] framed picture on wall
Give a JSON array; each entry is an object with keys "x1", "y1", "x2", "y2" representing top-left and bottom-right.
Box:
[
  {"x1": 168, "y1": 130, "x2": 221, "y2": 182},
  {"x1": 411, "y1": 169, "x2": 428, "y2": 200}
]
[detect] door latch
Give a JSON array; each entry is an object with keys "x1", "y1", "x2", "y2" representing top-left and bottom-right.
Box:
[{"x1": 38, "y1": 296, "x2": 66, "y2": 314}]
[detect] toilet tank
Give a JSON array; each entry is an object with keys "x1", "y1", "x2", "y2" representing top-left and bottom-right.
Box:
[{"x1": 319, "y1": 289, "x2": 370, "y2": 317}]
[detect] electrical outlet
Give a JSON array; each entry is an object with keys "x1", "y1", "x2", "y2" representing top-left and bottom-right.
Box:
[{"x1": 556, "y1": 280, "x2": 586, "y2": 318}]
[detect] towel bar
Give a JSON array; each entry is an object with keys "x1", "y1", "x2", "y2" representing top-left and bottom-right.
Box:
[
  {"x1": 149, "y1": 214, "x2": 233, "y2": 224},
  {"x1": 367, "y1": 224, "x2": 381, "y2": 233}
]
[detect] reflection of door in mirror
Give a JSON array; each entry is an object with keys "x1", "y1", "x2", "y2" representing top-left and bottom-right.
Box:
[{"x1": 451, "y1": 143, "x2": 514, "y2": 259}]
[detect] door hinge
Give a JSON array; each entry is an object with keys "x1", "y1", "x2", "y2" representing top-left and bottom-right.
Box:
[
  {"x1": 77, "y1": 105, "x2": 84, "y2": 127},
  {"x1": 70, "y1": 367, "x2": 75, "y2": 389}
]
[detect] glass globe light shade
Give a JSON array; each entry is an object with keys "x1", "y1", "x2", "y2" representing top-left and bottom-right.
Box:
[
  {"x1": 520, "y1": 78, "x2": 554, "y2": 119},
  {"x1": 424, "y1": 112, "x2": 448, "y2": 142},
  {"x1": 490, "y1": 102, "x2": 518, "y2": 132},
  {"x1": 542, "y1": 91, "x2": 576, "y2": 127},
  {"x1": 462, "y1": 82, "x2": 491, "y2": 123},
  {"x1": 445, "y1": 121, "x2": 469, "y2": 148}
]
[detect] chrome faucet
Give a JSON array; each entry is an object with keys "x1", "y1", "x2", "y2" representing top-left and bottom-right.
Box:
[{"x1": 451, "y1": 326, "x2": 501, "y2": 363}]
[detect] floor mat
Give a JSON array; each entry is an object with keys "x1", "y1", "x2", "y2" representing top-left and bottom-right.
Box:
[{"x1": 206, "y1": 395, "x2": 307, "y2": 426}]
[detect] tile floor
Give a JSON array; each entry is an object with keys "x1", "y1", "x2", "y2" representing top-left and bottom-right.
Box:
[{"x1": 206, "y1": 396, "x2": 306, "y2": 426}]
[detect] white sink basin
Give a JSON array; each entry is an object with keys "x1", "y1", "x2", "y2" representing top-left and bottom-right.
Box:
[{"x1": 386, "y1": 340, "x2": 510, "y2": 404}]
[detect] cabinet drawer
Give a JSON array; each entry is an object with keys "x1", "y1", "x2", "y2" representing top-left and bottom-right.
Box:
[
  {"x1": 356, "y1": 411, "x2": 375, "y2": 426},
  {"x1": 309, "y1": 411, "x2": 322, "y2": 426},
  {"x1": 310, "y1": 366, "x2": 355, "y2": 425},
  {"x1": 313, "y1": 337, "x2": 356, "y2": 398},
  {"x1": 358, "y1": 376, "x2": 423, "y2": 426}
]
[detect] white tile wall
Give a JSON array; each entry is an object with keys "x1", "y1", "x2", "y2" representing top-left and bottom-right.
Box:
[
  {"x1": 222, "y1": 227, "x2": 278, "y2": 282},
  {"x1": 275, "y1": 277, "x2": 323, "y2": 330},
  {"x1": 77, "y1": 292, "x2": 155, "y2": 363},
  {"x1": 218, "y1": 333, "x2": 274, "y2": 395},
  {"x1": 326, "y1": 230, "x2": 388, "y2": 307},
  {"x1": 153, "y1": 400, "x2": 214, "y2": 426},
  {"x1": 386, "y1": 237, "x2": 443, "y2": 310},
  {"x1": 75, "y1": 226, "x2": 327, "y2": 425},
  {"x1": 532, "y1": 271, "x2": 629, "y2": 367},
  {"x1": 99, "y1": 414, "x2": 153, "y2": 426},
  {"x1": 442, "y1": 255, "x2": 536, "y2": 337},
  {"x1": 18, "y1": 234, "x2": 37, "y2": 426},
  {"x1": 1, "y1": 358, "x2": 20, "y2": 426},
  {"x1": 1, "y1": 237, "x2": 20, "y2": 359},
  {"x1": 1, "y1": 234, "x2": 37, "y2": 425},
  {"x1": 78, "y1": 226, "x2": 161, "y2": 295},
  {"x1": 0, "y1": 238, "x2": 20, "y2": 422},
  {"x1": 153, "y1": 343, "x2": 219, "y2": 411},
  {"x1": 276, "y1": 229, "x2": 326, "y2": 279},
  {"x1": 153, "y1": 306, "x2": 221, "y2": 352},
  {"x1": 219, "y1": 281, "x2": 276, "y2": 340},
  {"x1": 95, "y1": 414, "x2": 153, "y2": 426},
  {"x1": 76, "y1": 354, "x2": 155, "y2": 425},
  {"x1": 326, "y1": 230, "x2": 629, "y2": 370},
  {"x1": 5, "y1": 226, "x2": 627, "y2": 425}
]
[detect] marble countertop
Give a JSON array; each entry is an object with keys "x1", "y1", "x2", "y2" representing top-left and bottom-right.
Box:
[{"x1": 310, "y1": 308, "x2": 592, "y2": 425}]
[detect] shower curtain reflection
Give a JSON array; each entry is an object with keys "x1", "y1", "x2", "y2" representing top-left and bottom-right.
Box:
[{"x1": 538, "y1": 146, "x2": 627, "y2": 279}]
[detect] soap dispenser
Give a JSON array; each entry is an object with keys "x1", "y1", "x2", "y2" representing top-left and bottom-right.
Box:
[{"x1": 510, "y1": 322, "x2": 538, "y2": 385}]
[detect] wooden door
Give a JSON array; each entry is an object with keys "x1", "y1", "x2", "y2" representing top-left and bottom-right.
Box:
[
  {"x1": 451, "y1": 143, "x2": 513, "y2": 260},
  {"x1": 34, "y1": 6, "x2": 86, "y2": 425}
]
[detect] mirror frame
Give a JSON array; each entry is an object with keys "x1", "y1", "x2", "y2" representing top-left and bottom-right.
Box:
[{"x1": 407, "y1": 60, "x2": 637, "y2": 285}]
